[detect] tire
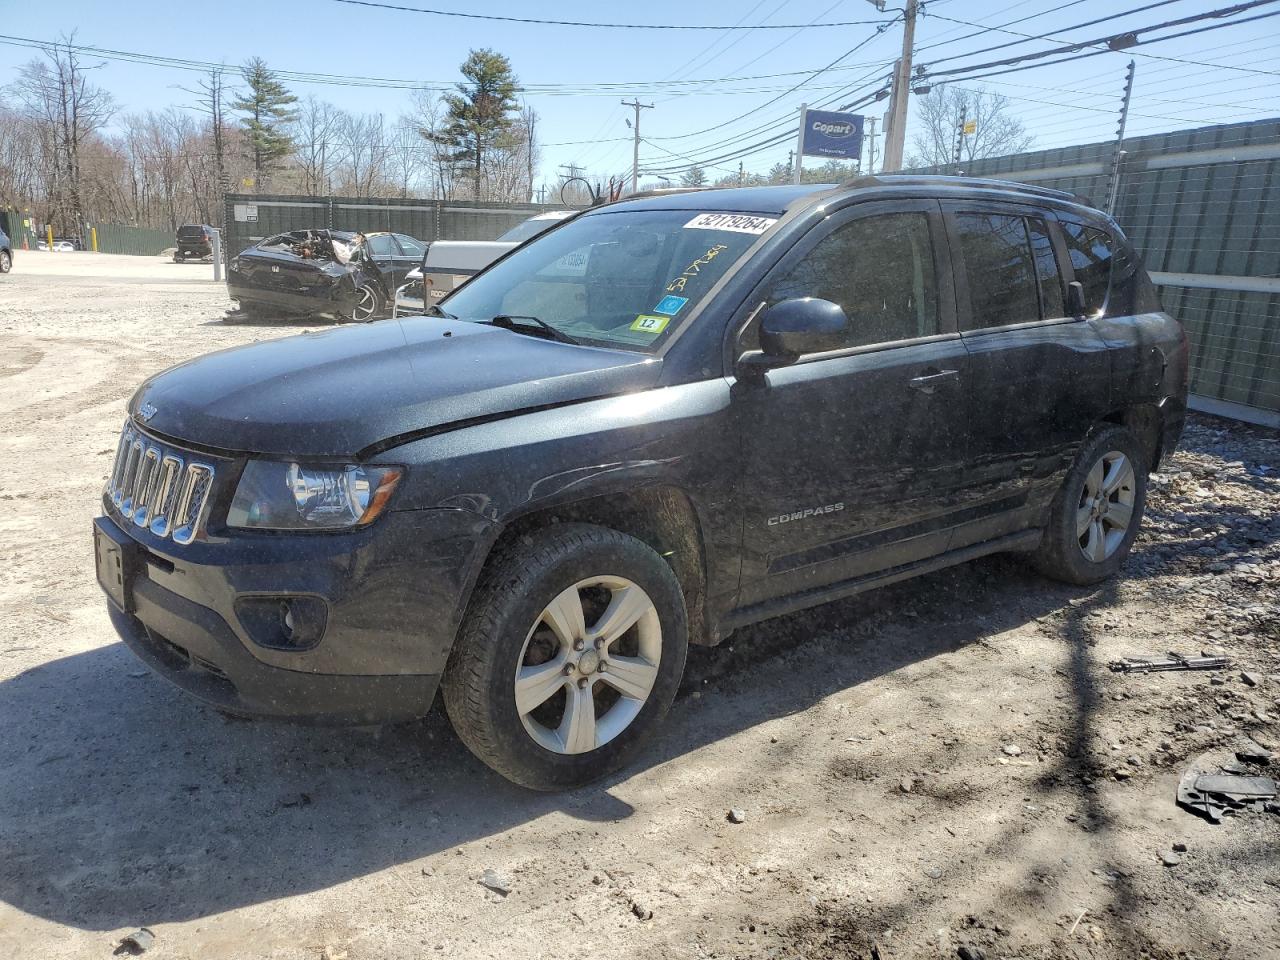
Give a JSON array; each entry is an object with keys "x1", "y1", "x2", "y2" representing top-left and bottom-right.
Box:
[
  {"x1": 0, "y1": 250, "x2": 10, "y2": 273},
  {"x1": 443, "y1": 523, "x2": 688, "y2": 791},
  {"x1": 1032, "y1": 424, "x2": 1148, "y2": 585},
  {"x1": 348, "y1": 283, "x2": 383, "y2": 323}
]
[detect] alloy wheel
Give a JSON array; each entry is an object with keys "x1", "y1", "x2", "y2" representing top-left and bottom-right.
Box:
[
  {"x1": 351, "y1": 286, "x2": 378, "y2": 322},
  {"x1": 1076, "y1": 450, "x2": 1136, "y2": 563},
  {"x1": 514, "y1": 576, "x2": 662, "y2": 755}
]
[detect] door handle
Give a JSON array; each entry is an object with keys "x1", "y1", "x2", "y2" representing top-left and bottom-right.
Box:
[{"x1": 907, "y1": 369, "x2": 960, "y2": 394}]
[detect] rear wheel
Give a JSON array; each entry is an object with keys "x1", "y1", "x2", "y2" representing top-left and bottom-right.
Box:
[
  {"x1": 443, "y1": 523, "x2": 688, "y2": 791},
  {"x1": 1033, "y1": 424, "x2": 1147, "y2": 585}
]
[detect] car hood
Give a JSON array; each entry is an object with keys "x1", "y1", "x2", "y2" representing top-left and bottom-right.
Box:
[{"x1": 130, "y1": 318, "x2": 662, "y2": 457}]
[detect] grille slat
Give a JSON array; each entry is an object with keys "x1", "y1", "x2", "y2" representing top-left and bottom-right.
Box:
[{"x1": 105, "y1": 421, "x2": 216, "y2": 545}]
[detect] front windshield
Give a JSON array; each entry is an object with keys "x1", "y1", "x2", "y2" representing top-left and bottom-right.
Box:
[
  {"x1": 441, "y1": 208, "x2": 779, "y2": 351},
  {"x1": 497, "y1": 215, "x2": 570, "y2": 243}
]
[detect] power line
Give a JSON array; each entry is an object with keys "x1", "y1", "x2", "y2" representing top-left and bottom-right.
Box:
[
  {"x1": 928, "y1": 8, "x2": 1280, "y2": 84},
  {"x1": 923, "y1": 0, "x2": 1187, "y2": 65},
  {"x1": 922, "y1": 0, "x2": 1280, "y2": 79},
  {"x1": 326, "y1": 0, "x2": 892, "y2": 30}
]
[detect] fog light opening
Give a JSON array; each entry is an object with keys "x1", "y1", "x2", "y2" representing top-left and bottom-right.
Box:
[{"x1": 235, "y1": 595, "x2": 327, "y2": 651}]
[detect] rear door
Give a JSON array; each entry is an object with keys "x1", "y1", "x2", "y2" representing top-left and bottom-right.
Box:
[
  {"x1": 942, "y1": 202, "x2": 1111, "y2": 548},
  {"x1": 732, "y1": 200, "x2": 973, "y2": 606},
  {"x1": 392, "y1": 234, "x2": 427, "y2": 286}
]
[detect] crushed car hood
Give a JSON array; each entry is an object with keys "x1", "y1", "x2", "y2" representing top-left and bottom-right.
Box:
[{"x1": 130, "y1": 318, "x2": 662, "y2": 457}]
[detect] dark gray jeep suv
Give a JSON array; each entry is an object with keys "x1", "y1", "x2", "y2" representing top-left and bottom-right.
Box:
[{"x1": 95, "y1": 176, "x2": 1187, "y2": 789}]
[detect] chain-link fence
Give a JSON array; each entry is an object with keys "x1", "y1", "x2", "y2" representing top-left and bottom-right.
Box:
[{"x1": 910, "y1": 118, "x2": 1280, "y2": 427}]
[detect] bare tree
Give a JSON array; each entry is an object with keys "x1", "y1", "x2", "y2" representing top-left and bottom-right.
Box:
[
  {"x1": 291, "y1": 96, "x2": 341, "y2": 195},
  {"x1": 334, "y1": 111, "x2": 391, "y2": 196},
  {"x1": 8, "y1": 34, "x2": 115, "y2": 235},
  {"x1": 409, "y1": 87, "x2": 454, "y2": 200},
  {"x1": 181, "y1": 65, "x2": 230, "y2": 223},
  {"x1": 907, "y1": 84, "x2": 1034, "y2": 169},
  {"x1": 384, "y1": 116, "x2": 424, "y2": 198}
]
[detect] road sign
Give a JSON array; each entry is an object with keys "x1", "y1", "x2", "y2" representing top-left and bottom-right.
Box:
[
  {"x1": 963, "y1": 119, "x2": 977, "y2": 135},
  {"x1": 800, "y1": 109, "x2": 865, "y2": 160}
]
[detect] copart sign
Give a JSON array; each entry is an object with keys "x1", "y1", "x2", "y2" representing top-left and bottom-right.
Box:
[{"x1": 800, "y1": 109, "x2": 864, "y2": 160}]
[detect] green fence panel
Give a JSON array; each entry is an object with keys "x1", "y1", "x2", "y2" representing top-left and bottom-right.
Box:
[{"x1": 85, "y1": 223, "x2": 174, "y2": 256}]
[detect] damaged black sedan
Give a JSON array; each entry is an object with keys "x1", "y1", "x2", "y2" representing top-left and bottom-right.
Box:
[{"x1": 226, "y1": 229, "x2": 425, "y2": 322}]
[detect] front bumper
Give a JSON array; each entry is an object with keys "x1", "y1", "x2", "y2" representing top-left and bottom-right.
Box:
[{"x1": 96, "y1": 505, "x2": 498, "y2": 724}]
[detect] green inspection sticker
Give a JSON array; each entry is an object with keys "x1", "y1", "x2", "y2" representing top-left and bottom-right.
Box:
[{"x1": 630, "y1": 314, "x2": 670, "y2": 334}]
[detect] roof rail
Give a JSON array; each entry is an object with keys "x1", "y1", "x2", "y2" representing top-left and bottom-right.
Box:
[{"x1": 837, "y1": 173, "x2": 1085, "y2": 204}]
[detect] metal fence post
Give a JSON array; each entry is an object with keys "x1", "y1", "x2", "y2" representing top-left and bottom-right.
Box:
[
  {"x1": 1106, "y1": 60, "x2": 1136, "y2": 215},
  {"x1": 212, "y1": 229, "x2": 222, "y2": 282}
]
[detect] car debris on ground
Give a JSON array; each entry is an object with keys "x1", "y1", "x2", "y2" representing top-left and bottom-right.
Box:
[
  {"x1": 1108, "y1": 653, "x2": 1230, "y2": 674},
  {"x1": 113, "y1": 928, "x2": 155, "y2": 955},
  {"x1": 1176, "y1": 749, "x2": 1279, "y2": 823}
]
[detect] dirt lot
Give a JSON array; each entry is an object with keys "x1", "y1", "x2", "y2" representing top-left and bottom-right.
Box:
[{"x1": 1, "y1": 252, "x2": 1278, "y2": 960}]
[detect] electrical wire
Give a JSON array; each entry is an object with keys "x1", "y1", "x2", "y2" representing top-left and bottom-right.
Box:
[{"x1": 326, "y1": 0, "x2": 891, "y2": 30}]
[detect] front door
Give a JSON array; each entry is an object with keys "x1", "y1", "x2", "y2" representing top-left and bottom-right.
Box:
[{"x1": 732, "y1": 201, "x2": 972, "y2": 607}]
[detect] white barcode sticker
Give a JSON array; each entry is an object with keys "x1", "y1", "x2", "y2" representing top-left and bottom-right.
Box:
[{"x1": 683, "y1": 213, "x2": 778, "y2": 235}]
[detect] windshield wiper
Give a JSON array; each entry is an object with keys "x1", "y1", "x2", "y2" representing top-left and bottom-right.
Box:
[
  {"x1": 490, "y1": 314, "x2": 579, "y2": 345},
  {"x1": 425, "y1": 303, "x2": 456, "y2": 319}
]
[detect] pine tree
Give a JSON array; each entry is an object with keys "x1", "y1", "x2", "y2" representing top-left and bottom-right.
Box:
[
  {"x1": 232, "y1": 58, "x2": 298, "y2": 192},
  {"x1": 435, "y1": 49, "x2": 519, "y2": 200},
  {"x1": 679, "y1": 165, "x2": 707, "y2": 188}
]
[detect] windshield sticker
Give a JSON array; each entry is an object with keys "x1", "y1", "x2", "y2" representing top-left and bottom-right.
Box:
[
  {"x1": 653, "y1": 295, "x2": 689, "y2": 316},
  {"x1": 683, "y1": 213, "x2": 777, "y2": 235},
  {"x1": 630, "y1": 315, "x2": 670, "y2": 335},
  {"x1": 666, "y1": 243, "x2": 729, "y2": 293}
]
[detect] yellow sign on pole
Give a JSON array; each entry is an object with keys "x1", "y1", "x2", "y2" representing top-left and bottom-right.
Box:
[{"x1": 962, "y1": 120, "x2": 977, "y2": 135}]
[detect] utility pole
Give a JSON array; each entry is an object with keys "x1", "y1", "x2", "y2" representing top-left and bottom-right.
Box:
[
  {"x1": 792, "y1": 103, "x2": 808, "y2": 184},
  {"x1": 738, "y1": 160, "x2": 745, "y2": 185},
  {"x1": 952, "y1": 103, "x2": 967, "y2": 175},
  {"x1": 881, "y1": 0, "x2": 918, "y2": 172},
  {"x1": 621, "y1": 98, "x2": 654, "y2": 194},
  {"x1": 1106, "y1": 60, "x2": 1136, "y2": 215},
  {"x1": 863, "y1": 117, "x2": 879, "y2": 174}
]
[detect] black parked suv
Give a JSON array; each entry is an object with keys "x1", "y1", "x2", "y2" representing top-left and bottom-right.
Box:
[
  {"x1": 174, "y1": 224, "x2": 215, "y2": 261},
  {"x1": 96, "y1": 176, "x2": 1187, "y2": 789}
]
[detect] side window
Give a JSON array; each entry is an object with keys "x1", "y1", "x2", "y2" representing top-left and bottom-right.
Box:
[
  {"x1": 394, "y1": 234, "x2": 426, "y2": 257},
  {"x1": 955, "y1": 213, "x2": 1040, "y2": 329},
  {"x1": 761, "y1": 212, "x2": 939, "y2": 350},
  {"x1": 1028, "y1": 217, "x2": 1065, "y2": 319},
  {"x1": 1059, "y1": 220, "x2": 1112, "y2": 315},
  {"x1": 365, "y1": 235, "x2": 396, "y2": 258}
]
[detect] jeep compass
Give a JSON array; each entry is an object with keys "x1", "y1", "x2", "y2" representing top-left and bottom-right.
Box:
[{"x1": 96, "y1": 176, "x2": 1187, "y2": 790}]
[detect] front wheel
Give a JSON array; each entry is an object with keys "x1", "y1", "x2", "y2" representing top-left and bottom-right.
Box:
[
  {"x1": 348, "y1": 283, "x2": 382, "y2": 322},
  {"x1": 443, "y1": 524, "x2": 688, "y2": 790},
  {"x1": 1033, "y1": 424, "x2": 1148, "y2": 585},
  {"x1": 0, "y1": 250, "x2": 10, "y2": 273}
]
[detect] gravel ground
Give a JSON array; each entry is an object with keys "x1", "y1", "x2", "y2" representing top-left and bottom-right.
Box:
[{"x1": 1, "y1": 253, "x2": 1278, "y2": 960}]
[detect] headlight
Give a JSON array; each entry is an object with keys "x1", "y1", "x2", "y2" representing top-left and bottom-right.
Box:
[{"x1": 227, "y1": 461, "x2": 402, "y2": 530}]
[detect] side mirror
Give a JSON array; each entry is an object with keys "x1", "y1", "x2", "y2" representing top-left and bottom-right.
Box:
[
  {"x1": 739, "y1": 298, "x2": 850, "y2": 376},
  {"x1": 1066, "y1": 280, "x2": 1087, "y2": 318}
]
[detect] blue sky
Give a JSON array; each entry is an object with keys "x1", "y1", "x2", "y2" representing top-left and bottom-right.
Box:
[{"x1": 2, "y1": 0, "x2": 1277, "y2": 191}]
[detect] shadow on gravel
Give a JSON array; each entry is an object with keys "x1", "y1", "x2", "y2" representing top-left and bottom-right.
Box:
[{"x1": 0, "y1": 555, "x2": 1160, "y2": 933}]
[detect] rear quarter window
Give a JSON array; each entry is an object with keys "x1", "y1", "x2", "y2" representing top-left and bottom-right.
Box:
[{"x1": 1059, "y1": 220, "x2": 1113, "y2": 315}]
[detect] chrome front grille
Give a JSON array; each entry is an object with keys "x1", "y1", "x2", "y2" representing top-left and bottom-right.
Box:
[{"x1": 106, "y1": 421, "x2": 216, "y2": 545}]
